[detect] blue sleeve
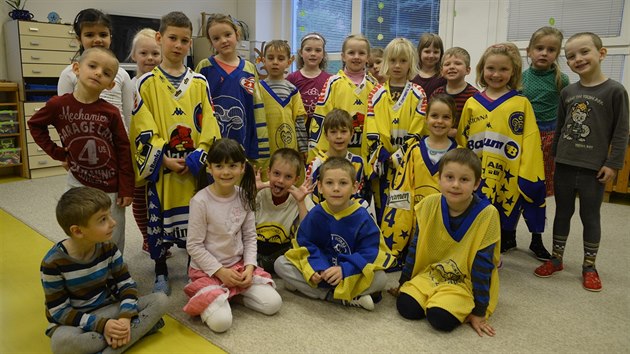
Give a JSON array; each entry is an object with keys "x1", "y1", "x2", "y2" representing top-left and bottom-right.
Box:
[
  {"x1": 471, "y1": 243, "x2": 495, "y2": 316},
  {"x1": 337, "y1": 217, "x2": 381, "y2": 279},
  {"x1": 399, "y1": 224, "x2": 419, "y2": 285}
]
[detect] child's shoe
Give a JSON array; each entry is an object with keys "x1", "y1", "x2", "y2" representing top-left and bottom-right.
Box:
[
  {"x1": 534, "y1": 259, "x2": 563, "y2": 277},
  {"x1": 500, "y1": 231, "x2": 517, "y2": 253},
  {"x1": 153, "y1": 275, "x2": 171, "y2": 295},
  {"x1": 343, "y1": 295, "x2": 374, "y2": 311},
  {"x1": 529, "y1": 239, "x2": 551, "y2": 261},
  {"x1": 582, "y1": 269, "x2": 602, "y2": 292}
]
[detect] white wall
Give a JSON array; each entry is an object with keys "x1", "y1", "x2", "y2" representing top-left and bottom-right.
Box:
[
  {"x1": 2, "y1": 0, "x2": 628, "y2": 90},
  {"x1": 0, "y1": 0, "x2": 237, "y2": 80}
]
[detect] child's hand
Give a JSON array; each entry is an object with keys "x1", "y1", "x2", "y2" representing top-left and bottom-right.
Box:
[
  {"x1": 255, "y1": 167, "x2": 269, "y2": 190},
  {"x1": 62, "y1": 147, "x2": 70, "y2": 171},
  {"x1": 117, "y1": 197, "x2": 133, "y2": 207},
  {"x1": 448, "y1": 128, "x2": 458, "y2": 138},
  {"x1": 387, "y1": 286, "x2": 401, "y2": 297},
  {"x1": 310, "y1": 272, "x2": 322, "y2": 285},
  {"x1": 289, "y1": 178, "x2": 315, "y2": 202},
  {"x1": 163, "y1": 155, "x2": 188, "y2": 174},
  {"x1": 239, "y1": 265, "x2": 254, "y2": 288},
  {"x1": 465, "y1": 314, "x2": 495, "y2": 337},
  {"x1": 215, "y1": 267, "x2": 244, "y2": 288},
  {"x1": 104, "y1": 318, "x2": 131, "y2": 348},
  {"x1": 321, "y1": 266, "x2": 342, "y2": 286},
  {"x1": 597, "y1": 166, "x2": 617, "y2": 183}
]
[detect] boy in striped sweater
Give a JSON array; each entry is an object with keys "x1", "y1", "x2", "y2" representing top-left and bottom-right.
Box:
[{"x1": 40, "y1": 187, "x2": 168, "y2": 354}]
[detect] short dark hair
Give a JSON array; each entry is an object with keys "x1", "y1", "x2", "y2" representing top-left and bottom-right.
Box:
[
  {"x1": 159, "y1": 11, "x2": 193, "y2": 34},
  {"x1": 270, "y1": 148, "x2": 304, "y2": 177},
  {"x1": 56, "y1": 187, "x2": 111, "y2": 236},
  {"x1": 438, "y1": 148, "x2": 482, "y2": 182},
  {"x1": 318, "y1": 157, "x2": 356, "y2": 182},
  {"x1": 264, "y1": 40, "x2": 291, "y2": 57},
  {"x1": 79, "y1": 47, "x2": 119, "y2": 72},
  {"x1": 323, "y1": 109, "x2": 353, "y2": 134}
]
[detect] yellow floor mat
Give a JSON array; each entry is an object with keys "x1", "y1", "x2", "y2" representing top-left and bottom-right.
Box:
[{"x1": 0, "y1": 209, "x2": 224, "y2": 354}]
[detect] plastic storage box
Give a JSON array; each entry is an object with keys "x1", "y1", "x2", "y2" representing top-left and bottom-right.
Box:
[
  {"x1": 0, "y1": 110, "x2": 18, "y2": 134},
  {"x1": 0, "y1": 147, "x2": 21, "y2": 165}
]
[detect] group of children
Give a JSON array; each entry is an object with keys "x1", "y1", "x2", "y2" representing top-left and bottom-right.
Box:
[{"x1": 28, "y1": 7, "x2": 628, "y2": 353}]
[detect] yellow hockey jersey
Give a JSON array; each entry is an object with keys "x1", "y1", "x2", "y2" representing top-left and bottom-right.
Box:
[
  {"x1": 381, "y1": 136, "x2": 459, "y2": 265},
  {"x1": 365, "y1": 81, "x2": 427, "y2": 157},
  {"x1": 259, "y1": 80, "x2": 307, "y2": 154},
  {"x1": 308, "y1": 70, "x2": 377, "y2": 162},
  {"x1": 130, "y1": 67, "x2": 221, "y2": 250},
  {"x1": 400, "y1": 193, "x2": 500, "y2": 320},
  {"x1": 457, "y1": 90, "x2": 546, "y2": 232},
  {"x1": 255, "y1": 188, "x2": 314, "y2": 245}
]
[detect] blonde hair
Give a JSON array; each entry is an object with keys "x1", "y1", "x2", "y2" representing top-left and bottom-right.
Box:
[
  {"x1": 128, "y1": 28, "x2": 158, "y2": 61},
  {"x1": 442, "y1": 47, "x2": 471, "y2": 68},
  {"x1": 204, "y1": 13, "x2": 241, "y2": 42},
  {"x1": 381, "y1": 38, "x2": 420, "y2": 81},
  {"x1": 527, "y1": 26, "x2": 566, "y2": 92},
  {"x1": 417, "y1": 33, "x2": 444, "y2": 73},
  {"x1": 476, "y1": 42, "x2": 522, "y2": 90},
  {"x1": 342, "y1": 34, "x2": 371, "y2": 55},
  {"x1": 297, "y1": 32, "x2": 328, "y2": 70}
]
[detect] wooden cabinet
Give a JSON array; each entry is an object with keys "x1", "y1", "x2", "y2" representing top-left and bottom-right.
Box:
[
  {"x1": 0, "y1": 82, "x2": 28, "y2": 179},
  {"x1": 4, "y1": 20, "x2": 76, "y2": 178},
  {"x1": 604, "y1": 143, "x2": 630, "y2": 201}
]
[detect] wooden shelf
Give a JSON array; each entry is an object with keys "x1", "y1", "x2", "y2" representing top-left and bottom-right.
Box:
[
  {"x1": 0, "y1": 163, "x2": 23, "y2": 168},
  {"x1": 0, "y1": 81, "x2": 28, "y2": 178}
]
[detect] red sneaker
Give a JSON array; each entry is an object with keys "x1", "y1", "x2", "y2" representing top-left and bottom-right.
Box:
[
  {"x1": 534, "y1": 260, "x2": 563, "y2": 277},
  {"x1": 582, "y1": 270, "x2": 602, "y2": 292}
]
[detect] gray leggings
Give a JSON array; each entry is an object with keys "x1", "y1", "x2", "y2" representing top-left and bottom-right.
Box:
[
  {"x1": 50, "y1": 292, "x2": 168, "y2": 354},
  {"x1": 553, "y1": 163, "x2": 604, "y2": 244},
  {"x1": 274, "y1": 255, "x2": 387, "y2": 300}
]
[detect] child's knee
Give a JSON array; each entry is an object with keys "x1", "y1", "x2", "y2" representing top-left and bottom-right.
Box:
[
  {"x1": 245, "y1": 285, "x2": 283, "y2": 315},
  {"x1": 426, "y1": 307, "x2": 461, "y2": 332},
  {"x1": 201, "y1": 301, "x2": 232, "y2": 333}
]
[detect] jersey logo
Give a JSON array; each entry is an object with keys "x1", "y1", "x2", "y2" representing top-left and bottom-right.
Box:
[
  {"x1": 275, "y1": 123, "x2": 294, "y2": 148},
  {"x1": 354, "y1": 99, "x2": 363, "y2": 105},
  {"x1": 240, "y1": 77, "x2": 255, "y2": 95},
  {"x1": 173, "y1": 107, "x2": 184, "y2": 116},
  {"x1": 430, "y1": 259, "x2": 465, "y2": 285},
  {"x1": 168, "y1": 125, "x2": 195, "y2": 159},
  {"x1": 214, "y1": 96, "x2": 245, "y2": 138},
  {"x1": 508, "y1": 111, "x2": 524, "y2": 135},
  {"x1": 331, "y1": 233, "x2": 351, "y2": 266},
  {"x1": 193, "y1": 103, "x2": 203, "y2": 133}
]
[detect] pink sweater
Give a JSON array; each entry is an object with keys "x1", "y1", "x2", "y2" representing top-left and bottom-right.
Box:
[{"x1": 186, "y1": 186, "x2": 258, "y2": 276}]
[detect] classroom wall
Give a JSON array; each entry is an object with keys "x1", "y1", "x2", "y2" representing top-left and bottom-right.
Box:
[
  {"x1": 1, "y1": 0, "x2": 628, "y2": 90},
  {"x1": 0, "y1": 0, "x2": 237, "y2": 80}
]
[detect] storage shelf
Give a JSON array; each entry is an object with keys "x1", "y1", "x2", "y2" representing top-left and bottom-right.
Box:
[
  {"x1": 0, "y1": 102, "x2": 17, "y2": 107},
  {"x1": 0, "y1": 133, "x2": 20, "y2": 138},
  {"x1": 0, "y1": 162, "x2": 23, "y2": 168}
]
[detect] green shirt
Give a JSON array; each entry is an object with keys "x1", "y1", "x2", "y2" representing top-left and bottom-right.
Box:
[{"x1": 522, "y1": 67, "x2": 569, "y2": 127}]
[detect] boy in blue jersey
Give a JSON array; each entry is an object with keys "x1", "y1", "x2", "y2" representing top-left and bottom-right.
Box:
[
  {"x1": 40, "y1": 187, "x2": 168, "y2": 354},
  {"x1": 274, "y1": 157, "x2": 393, "y2": 311},
  {"x1": 394, "y1": 148, "x2": 500, "y2": 336}
]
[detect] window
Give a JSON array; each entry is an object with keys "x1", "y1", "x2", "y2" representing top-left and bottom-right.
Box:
[
  {"x1": 292, "y1": 0, "x2": 440, "y2": 74},
  {"x1": 292, "y1": 0, "x2": 353, "y2": 55},
  {"x1": 508, "y1": 0, "x2": 625, "y2": 41},
  {"x1": 362, "y1": 0, "x2": 440, "y2": 48}
]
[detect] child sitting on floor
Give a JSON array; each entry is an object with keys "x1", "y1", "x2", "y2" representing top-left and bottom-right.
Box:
[{"x1": 275, "y1": 157, "x2": 393, "y2": 311}]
